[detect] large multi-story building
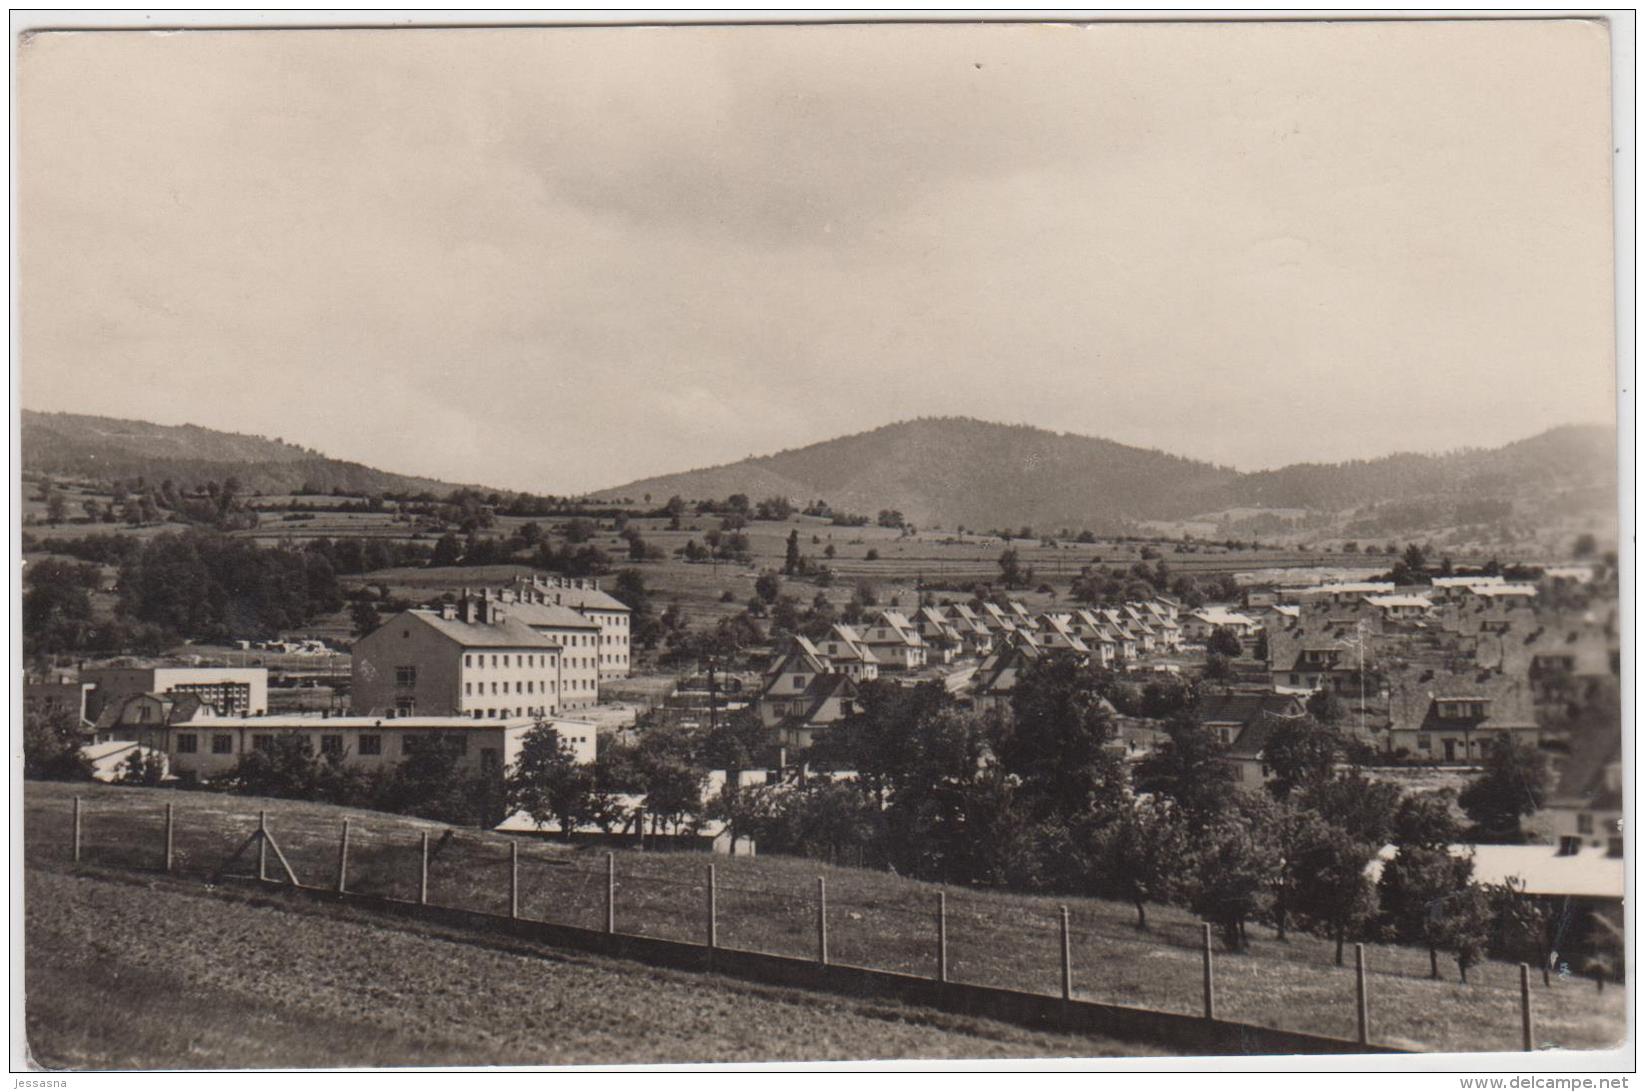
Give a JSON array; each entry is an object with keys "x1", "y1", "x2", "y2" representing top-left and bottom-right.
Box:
[
  {"x1": 351, "y1": 599, "x2": 567, "y2": 719},
  {"x1": 508, "y1": 575, "x2": 632, "y2": 679},
  {"x1": 467, "y1": 588, "x2": 604, "y2": 709},
  {"x1": 82, "y1": 665, "x2": 269, "y2": 721}
]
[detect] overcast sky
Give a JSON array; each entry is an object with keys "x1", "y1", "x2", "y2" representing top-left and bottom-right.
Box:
[{"x1": 19, "y1": 20, "x2": 1617, "y2": 494}]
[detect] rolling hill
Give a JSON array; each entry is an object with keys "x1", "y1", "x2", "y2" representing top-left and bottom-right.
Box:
[
  {"x1": 597, "y1": 417, "x2": 1617, "y2": 535},
  {"x1": 21, "y1": 411, "x2": 473, "y2": 497},
  {"x1": 23, "y1": 410, "x2": 1616, "y2": 539}
]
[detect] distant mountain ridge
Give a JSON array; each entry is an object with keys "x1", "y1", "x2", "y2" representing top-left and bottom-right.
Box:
[
  {"x1": 21, "y1": 411, "x2": 472, "y2": 497},
  {"x1": 22, "y1": 410, "x2": 1615, "y2": 536},
  {"x1": 597, "y1": 416, "x2": 1617, "y2": 533}
]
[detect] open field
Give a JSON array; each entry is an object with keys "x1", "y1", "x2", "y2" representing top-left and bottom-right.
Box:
[
  {"x1": 26, "y1": 867, "x2": 1147, "y2": 1068},
  {"x1": 26, "y1": 782, "x2": 1627, "y2": 1056}
]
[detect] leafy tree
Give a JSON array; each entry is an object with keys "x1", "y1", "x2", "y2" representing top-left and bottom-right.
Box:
[
  {"x1": 117, "y1": 746, "x2": 168, "y2": 786},
  {"x1": 635, "y1": 724, "x2": 708, "y2": 835},
  {"x1": 430, "y1": 533, "x2": 463, "y2": 567},
  {"x1": 1572, "y1": 532, "x2": 1597, "y2": 559},
  {"x1": 997, "y1": 548, "x2": 1024, "y2": 588},
  {"x1": 1288, "y1": 822, "x2": 1380, "y2": 965},
  {"x1": 1135, "y1": 713, "x2": 1236, "y2": 829},
  {"x1": 1297, "y1": 770, "x2": 1402, "y2": 845},
  {"x1": 23, "y1": 703, "x2": 90, "y2": 781},
  {"x1": 506, "y1": 722, "x2": 607, "y2": 841},
  {"x1": 754, "y1": 571, "x2": 782, "y2": 604},
  {"x1": 1187, "y1": 804, "x2": 1279, "y2": 951},
  {"x1": 1444, "y1": 883, "x2": 1495, "y2": 983},
  {"x1": 1203, "y1": 653, "x2": 1233, "y2": 682},
  {"x1": 1490, "y1": 878, "x2": 1557, "y2": 986},
  {"x1": 350, "y1": 597, "x2": 383, "y2": 637},
  {"x1": 768, "y1": 780, "x2": 884, "y2": 867},
  {"x1": 1378, "y1": 845, "x2": 1474, "y2": 978},
  {"x1": 1391, "y1": 791, "x2": 1462, "y2": 849},
  {"x1": 563, "y1": 518, "x2": 596, "y2": 544},
  {"x1": 1090, "y1": 796, "x2": 1188, "y2": 929},
  {"x1": 1262, "y1": 717, "x2": 1342, "y2": 800},
  {"x1": 22, "y1": 558, "x2": 98, "y2": 656},
  {"x1": 996, "y1": 655, "x2": 1125, "y2": 821},
  {"x1": 784, "y1": 530, "x2": 802, "y2": 575},
  {"x1": 231, "y1": 733, "x2": 323, "y2": 799},
  {"x1": 612, "y1": 568, "x2": 659, "y2": 650},
  {"x1": 378, "y1": 734, "x2": 493, "y2": 826},
  {"x1": 1207, "y1": 626, "x2": 1243, "y2": 657},
  {"x1": 1459, "y1": 738, "x2": 1551, "y2": 842}
]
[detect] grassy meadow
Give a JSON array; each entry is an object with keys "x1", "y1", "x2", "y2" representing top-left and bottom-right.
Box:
[{"x1": 26, "y1": 782, "x2": 1627, "y2": 1057}]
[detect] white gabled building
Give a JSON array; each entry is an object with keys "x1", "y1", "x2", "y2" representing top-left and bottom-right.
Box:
[
  {"x1": 1182, "y1": 607, "x2": 1259, "y2": 641},
  {"x1": 857, "y1": 610, "x2": 927, "y2": 672}
]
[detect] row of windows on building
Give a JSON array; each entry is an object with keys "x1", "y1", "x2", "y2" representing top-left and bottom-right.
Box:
[
  {"x1": 460, "y1": 653, "x2": 558, "y2": 670},
  {"x1": 177, "y1": 731, "x2": 494, "y2": 757},
  {"x1": 465, "y1": 679, "x2": 556, "y2": 696}
]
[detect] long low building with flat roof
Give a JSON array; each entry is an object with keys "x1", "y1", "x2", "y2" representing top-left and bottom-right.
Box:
[{"x1": 125, "y1": 712, "x2": 595, "y2": 782}]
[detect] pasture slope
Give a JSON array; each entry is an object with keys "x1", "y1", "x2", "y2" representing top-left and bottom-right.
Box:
[
  {"x1": 22, "y1": 783, "x2": 1627, "y2": 1064},
  {"x1": 24, "y1": 868, "x2": 1144, "y2": 1068}
]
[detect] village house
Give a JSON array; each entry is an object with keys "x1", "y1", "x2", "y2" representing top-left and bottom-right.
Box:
[
  {"x1": 856, "y1": 610, "x2": 927, "y2": 672},
  {"x1": 1065, "y1": 610, "x2": 1118, "y2": 666},
  {"x1": 938, "y1": 603, "x2": 995, "y2": 656},
  {"x1": 1143, "y1": 598, "x2": 1183, "y2": 650},
  {"x1": 1382, "y1": 667, "x2": 1542, "y2": 762},
  {"x1": 913, "y1": 606, "x2": 966, "y2": 664},
  {"x1": 1362, "y1": 593, "x2": 1435, "y2": 622},
  {"x1": 126, "y1": 710, "x2": 594, "y2": 783},
  {"x1": 1181, "y1": 606, "x2": 1259, "y2": 642},
  {"x1": 754, "y1": 635, "x2": 860, "y2": 750},
  {"x1": 351, "y1": 599, "x2": 569, "y2": 719},
  {"x1": 972, "y1": 635, "x2": 1088, "y2": 716},
  {"x1": 1194, "y1": 689, "x2": 1309, "y2": 789},
  {"x1": 976, "y1": 601, "x2": 1019, "y2": 636},
  {"x1": 814, "y1": 624, "x2": 881, "y2": 682},
  {"x1": 92, "y1": 690, "x2": 217, "y2": 740},
  {"x1": 1034, "y1": 613, "x2": 1091, "y2": 656},
  {"x1": 1545, "y1": 729, "x2": 1623, "y2": 857}
]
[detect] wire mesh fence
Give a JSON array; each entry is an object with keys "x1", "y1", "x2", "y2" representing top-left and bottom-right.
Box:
[{"x1": 34, "y1": 788, "x2": 1626, "y2": 1055}]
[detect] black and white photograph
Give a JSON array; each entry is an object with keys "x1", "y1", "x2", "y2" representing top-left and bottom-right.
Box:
[{"x1": 9, "y1": 10, "x2": 1632, "y2": 1074}]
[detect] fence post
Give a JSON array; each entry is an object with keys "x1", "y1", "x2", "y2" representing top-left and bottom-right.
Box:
[
  {"x1": 937, "y1": 891, "x2": 948, "y2": 984},
  {"x1": 337, "y1": 820, "x2": 350, "y2": 894},
  {"x1": 605, "y1": 852, "x2": 615, "y2": 934},
  {"x1": 72, "y1": 796, "x2": 82, "y2": 863},
  {"x1": 419, "y1": 832, "x2": 430, "y2": 905},
  {"x1": 816, "y1": 877, "x2": 829, "y2": 966},
  {"x1": 258, "y1": 810, "x2": 268, "y2": 882},
  {"x1": 1201, "y1": 922, "x2": 1216, "y2": 1021},
  {"x1": 163, "y1": 803, "x2": 174, "y2": 873},
  {"x1": 509, "y1": 841, "x2": 519, "y2": 920},
  {"x1": 1520, "y1": 963, "x2": 1534, "y2": 1051},
  {"x1": 1060, "y1": 906, "x2": 1073, "y2": 1001},
  {"x1": 706, "y1": 862, "x2": 717, "y2": 952},
  {"x1": 1355, "y1": 942, "x2": 1369, "y2": 1046}
]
